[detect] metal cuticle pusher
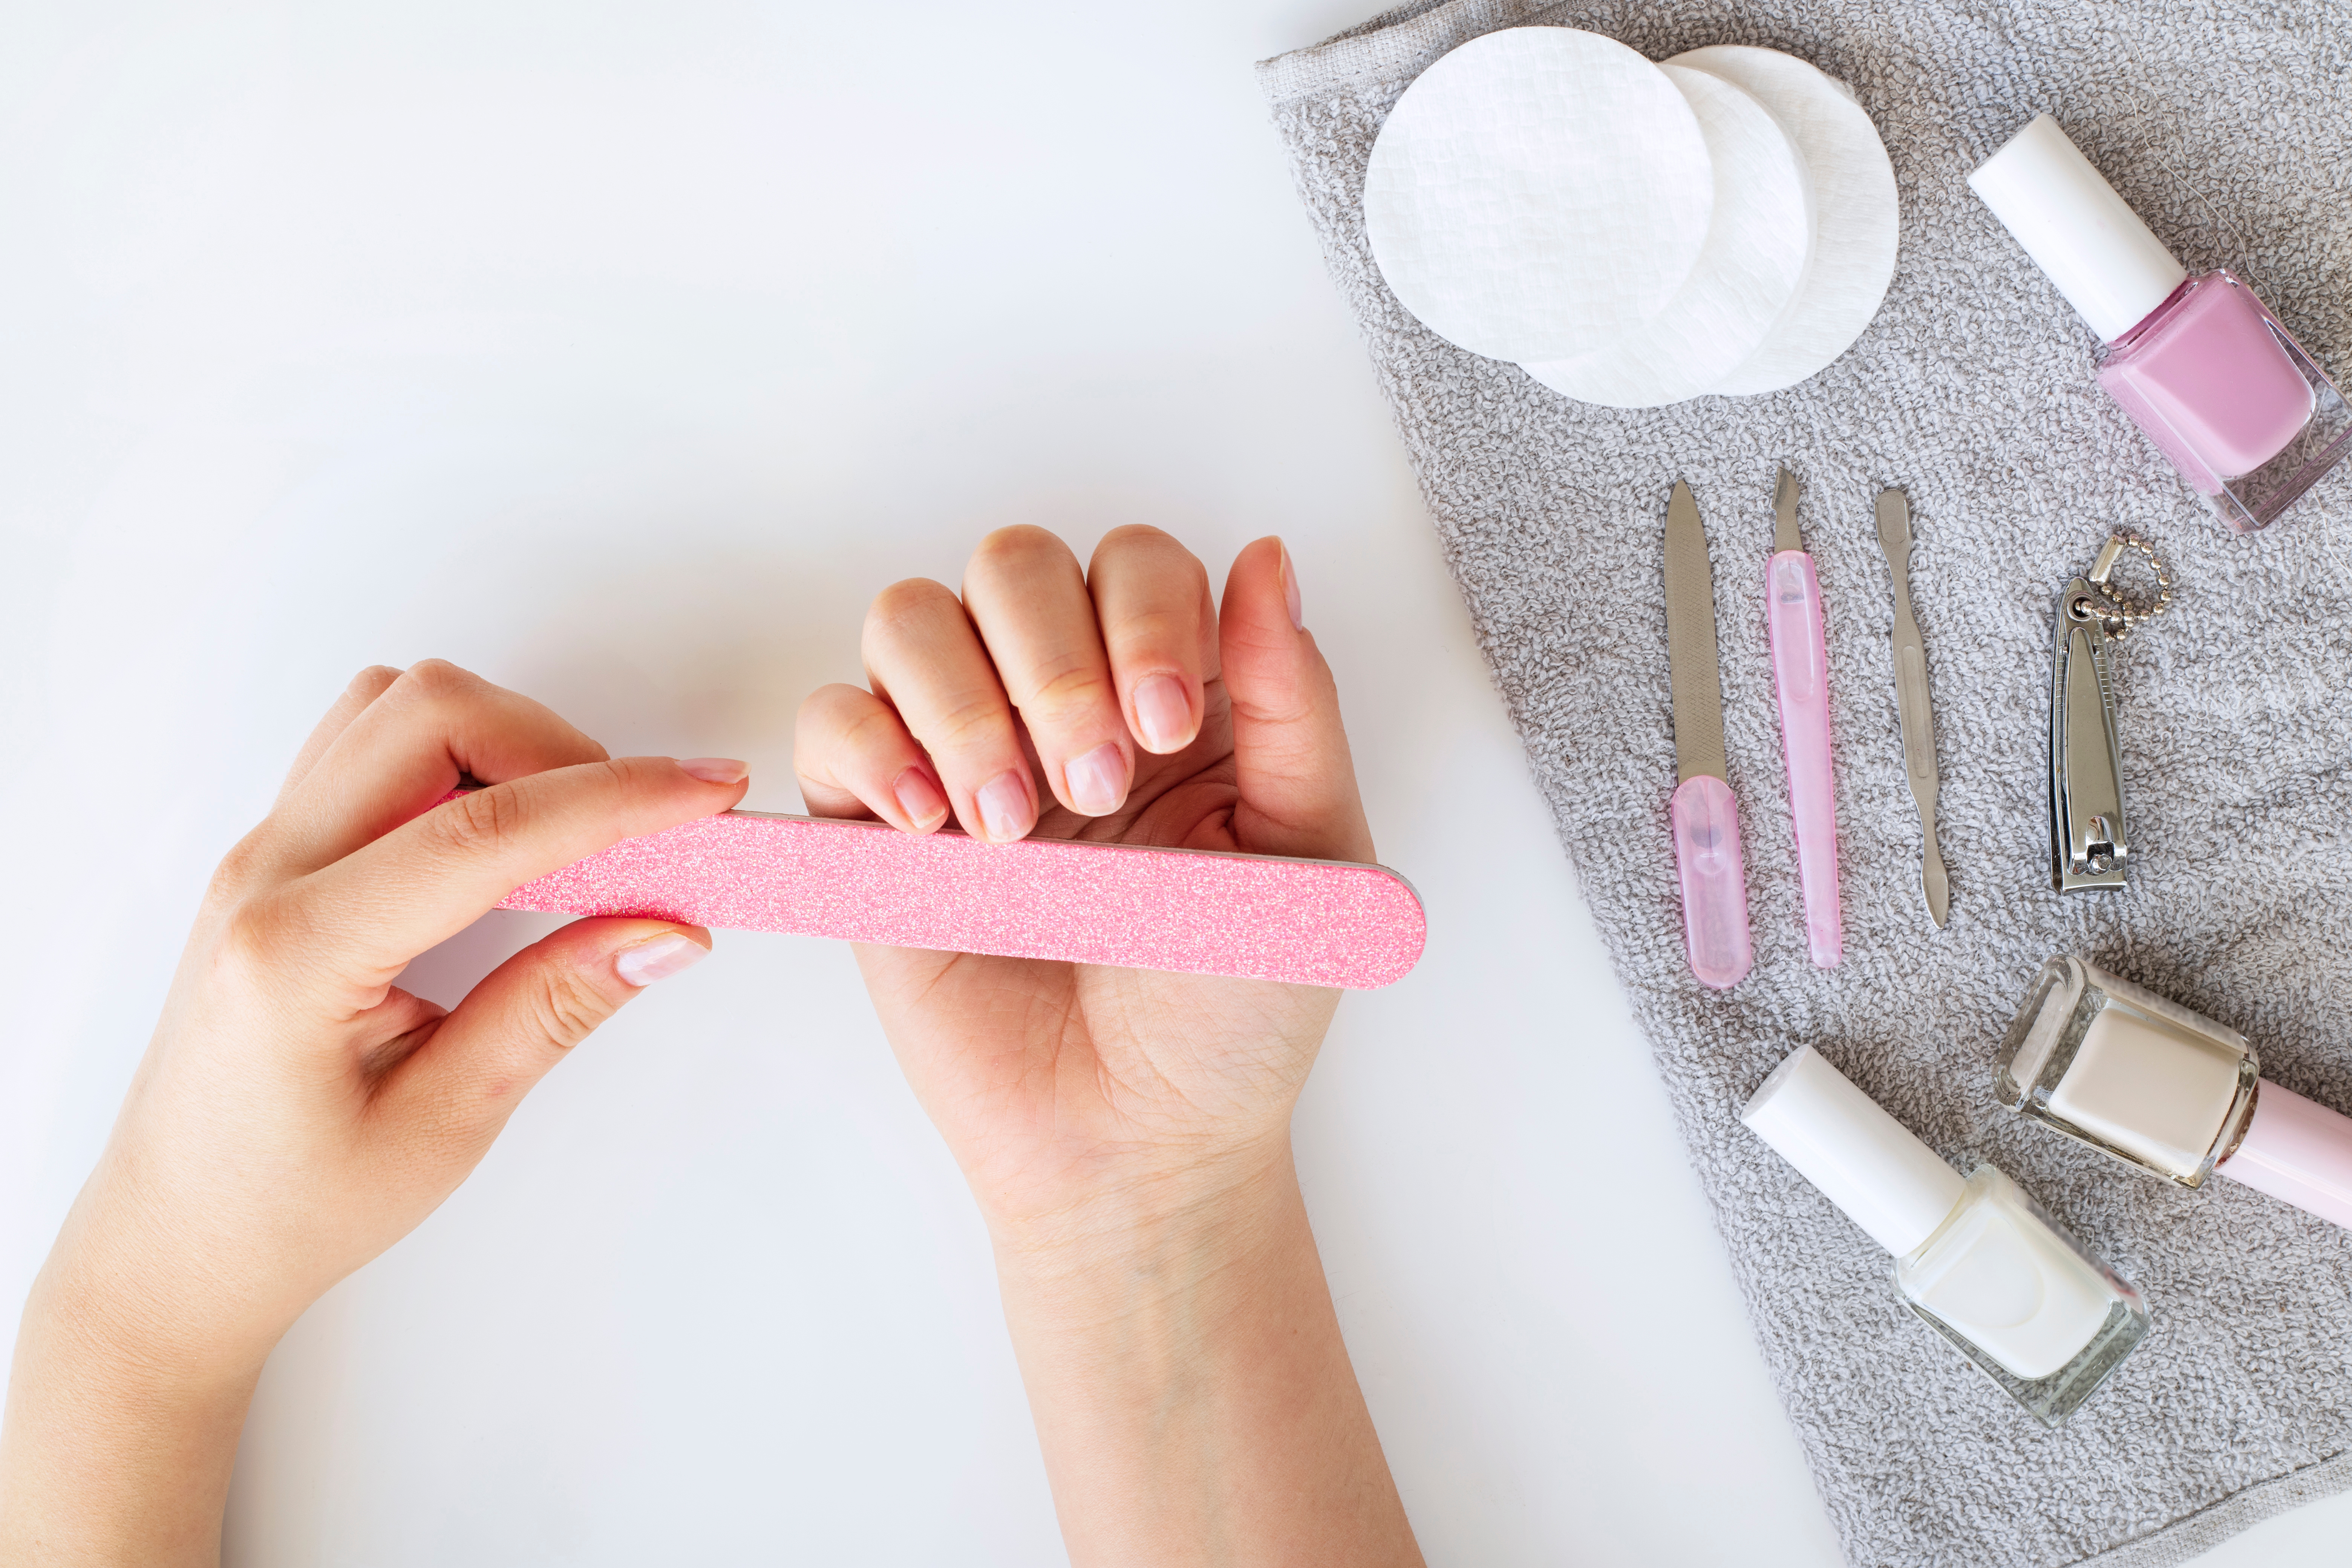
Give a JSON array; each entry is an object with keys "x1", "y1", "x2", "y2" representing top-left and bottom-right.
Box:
[{"x1": 1876, "y1": 488, "x2": 1950, "y2": 929}]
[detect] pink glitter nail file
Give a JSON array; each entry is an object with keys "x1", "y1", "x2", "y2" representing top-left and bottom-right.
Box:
[{"x1": 491, "y1": 808, "x2": 1426, "y2": 989}]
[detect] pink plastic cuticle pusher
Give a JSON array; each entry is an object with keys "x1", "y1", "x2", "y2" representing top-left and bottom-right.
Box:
[{"x1": 1767, "y1": 467, "x2": 1843, "y2": 968}]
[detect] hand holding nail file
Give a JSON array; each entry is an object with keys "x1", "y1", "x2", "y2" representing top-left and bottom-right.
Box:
[
  {"x1": 1767, "y1": 468, "x2": 1842, "y2": 967},
  {"x1": 1663, "y1": 480, "x2": 1753, "y2": 988},
  {"x1": 471, "y1": 796, "x2": 1427, "y2": 990}
]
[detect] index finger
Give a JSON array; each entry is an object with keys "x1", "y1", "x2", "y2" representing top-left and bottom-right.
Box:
[
  {"x1": 274, "y1": 665, "x2": 401, "y2": 807},
  {"x1": 263, "y1": 659, "x2": 612, "y2": 882},
  {"x1": 247, "y1": 755, "x2": 748, "y2": 1001}
]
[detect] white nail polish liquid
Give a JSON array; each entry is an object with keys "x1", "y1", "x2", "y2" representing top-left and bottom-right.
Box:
[
  {"x1": 1744, "y1": 1046, "x2": 2150, "y2": 1426},
  {"x1": 1896, "y1": 1167, "x2": 2121, "y2": 1380},
  {"x1": 1998, "y1": 955, "x2": 2258, "y2": 1185},
  {"x1": 1995, "y1": 955, "x2": 2352, "y2": 1231}
]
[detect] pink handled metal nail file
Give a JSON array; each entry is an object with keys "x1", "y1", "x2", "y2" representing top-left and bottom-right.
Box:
[
  {"x1": 1663, "y1": 480, "x2": 1754, "y2": 989},
  {"x1": 1766, "y1": 467, "x2": 1843, "y2": 967},
  {"x1": 478, "y1": 803, "x2": 1426, "y2": 989}
]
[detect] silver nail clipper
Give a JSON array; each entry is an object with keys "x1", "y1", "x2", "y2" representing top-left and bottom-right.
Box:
[{"x1": 2049, "y1": 534, "x2": 2173, "y2": 894}]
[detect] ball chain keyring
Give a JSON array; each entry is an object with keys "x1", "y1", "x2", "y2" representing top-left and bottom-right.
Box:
[{"x1": 2076, "y1": 531, "x2": 2174, "y2": 638}]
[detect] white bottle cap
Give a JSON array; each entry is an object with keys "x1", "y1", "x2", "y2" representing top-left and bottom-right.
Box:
[
  {"x1": 1967, "y1": 113, "x2": 2188, "y2": 343},
  {"x1": 1741, "y1": 1046, "x2": 1967, "y2": 1257}
]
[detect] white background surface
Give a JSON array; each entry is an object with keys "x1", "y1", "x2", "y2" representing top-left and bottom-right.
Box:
[{"x1": 2, "y1": 4, "x2": 2341, "y2": 1563}]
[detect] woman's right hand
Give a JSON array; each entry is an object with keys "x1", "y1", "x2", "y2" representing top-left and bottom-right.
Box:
[{"x1": 1, "y1": 660, "x2": 746, "y2": 1567}]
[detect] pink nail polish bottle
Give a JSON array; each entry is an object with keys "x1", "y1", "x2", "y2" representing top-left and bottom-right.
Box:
[{"x1": 1969, "y1": 115, "x2": 2351, "y2": 531}]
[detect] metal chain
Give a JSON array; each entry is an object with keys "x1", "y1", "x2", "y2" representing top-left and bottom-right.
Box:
[{"x1": 2084, "y1": 532, "x2": 2174, "y2": 638}]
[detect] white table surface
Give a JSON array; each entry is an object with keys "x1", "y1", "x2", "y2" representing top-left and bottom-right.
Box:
[{"x1": 3, "y1": 5, "x2": 2340, "y2": 1563}]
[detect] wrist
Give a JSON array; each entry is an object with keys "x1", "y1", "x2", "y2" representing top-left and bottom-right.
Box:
[
  {"x1": 18, "y1": 1240, "x2": 276, "y2": 1416},
  {"x1": 983, "y1": 1133, "x2": 1300, "y2": 1325},
  {"x1": 976, "y1": 1135, "x2": 1420, "y2": 1566},
  {"x1": 31, "y1": 1171, "x2": 294, "y2": 1401},
  {"x1": 978, "y1": 1124, "x2": 1290, "y2": 1248}
]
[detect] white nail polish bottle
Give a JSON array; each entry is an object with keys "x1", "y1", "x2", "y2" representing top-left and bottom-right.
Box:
[{"x1": 1743, "y1": 1046, "x2": 2151, "y2": 1426}]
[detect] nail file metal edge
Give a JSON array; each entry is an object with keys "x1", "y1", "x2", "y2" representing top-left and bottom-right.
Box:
[
  {"x1": 1665, "y1": 480, "x2": 1730, "y2": 786},
  {"x1": 439, "y1": 794, "x2": 1427, "y2": 989}
]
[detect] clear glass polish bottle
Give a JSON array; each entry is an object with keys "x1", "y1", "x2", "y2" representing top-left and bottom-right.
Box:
[
  {"x1": 1969, "y1": 115, "x2": 2350, "y2": 531},
  {"x1": 1744, "y1": 1046, "x2": 2150, "y2": 1426},
  {"x1": 1997, "y1": 956, "x2": 2352, "y2": 1230}
]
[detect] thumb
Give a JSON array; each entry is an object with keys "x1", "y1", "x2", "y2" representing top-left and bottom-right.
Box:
[
  {"x1": 371, "y1": 918, "x2": 709, "y2": 1148},
  {"x1": 1219, "y1": 537, "x2": 1374, "y2": 864}
]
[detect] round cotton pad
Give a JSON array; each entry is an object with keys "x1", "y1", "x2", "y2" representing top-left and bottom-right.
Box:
[
  {"x1": 1668, "y1": 45, "x2": 1899, "y2": 395},
  {"x1": 1363, "y1": 28, "x2": 1714, "y2": 364},
  {"x1": 1519, "y1": 66, "x2": 1813, "y2": 407}
]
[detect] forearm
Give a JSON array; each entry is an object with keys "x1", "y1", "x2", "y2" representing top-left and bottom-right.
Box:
[
  {"x1": 0, "y1": 1252, "x2": 262, "y2": 1568},
  {"x1": 989, "y1": 1141, "x2": 1421, "y2": 1568}
]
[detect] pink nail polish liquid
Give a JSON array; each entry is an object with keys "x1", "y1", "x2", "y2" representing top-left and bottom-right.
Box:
[{"x1": 1970, "y1": 115, "x2": 2350, "y2": 531}]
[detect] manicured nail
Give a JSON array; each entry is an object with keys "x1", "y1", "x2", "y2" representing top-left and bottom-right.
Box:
[
  {"x1": 679, "y1": 756, "x2": 749, "y2": 784},
  {"x1": 1064, "y1": 742, "x2": 1129, "y2": 816},
  {"x1": 1132, "y1": 675, "x2": 1193, "y2": 753},
  {"x1": 893, "y1": 766, "x2": 949, "y2": 829},
  {"x1": 1279, "y1": 542, "x2": 1305, "y2": 631},
  {"x1": 975, "y1": 770, "x2": 1034, "y2": 843},
  {"x1": 615, "y1": 932, "x2": 707, "y2": 987}
]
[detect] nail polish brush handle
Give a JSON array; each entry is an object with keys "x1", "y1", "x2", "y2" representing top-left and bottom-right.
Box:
[
  {"x1": 2219, "y1": 1080, "x2": 2352, "y2": 1230},
  {"x1": 1767, "y1": 548, "x2": 1842, "y2": 967}
]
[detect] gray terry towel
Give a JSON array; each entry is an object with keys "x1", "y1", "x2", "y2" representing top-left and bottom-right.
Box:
[{"x1": 1258, "y1": 2, "x2": 2352, "y2": 1565}]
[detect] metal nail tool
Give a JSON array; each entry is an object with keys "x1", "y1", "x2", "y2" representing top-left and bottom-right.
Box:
[
  {"x1": 1875, "y1": 488, "x2": 1949, "y2": 928},
  {"x1": 2050, "y1": 533, "x2": 2173, "y2": 894},
  {"x1": 1664, "y1": 479, "x2": 1754, "y2": 988},
  {"x1": 1767, "y1": 468, "x2": 1842, "y2": 967}
]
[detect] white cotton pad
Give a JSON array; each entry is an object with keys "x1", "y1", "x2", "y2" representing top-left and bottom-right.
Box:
[
  {"x1": 1519, "y1": 66, "x2": 1814, "y2": 408},
  {"x1": 1667, "y1": 45, "x2": 1900, "y2": 395},
  {"x1": 1363, "y1": 28, "x2": 1714, "y2": 364}
]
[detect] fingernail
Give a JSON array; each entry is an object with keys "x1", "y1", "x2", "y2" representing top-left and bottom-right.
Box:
[
  {"x1": 893, "y1": 766, "x2": 949, "y2": 829},
  {"x1": 1279, "y1": 542, "x2": 1305, "y2": 631},
  {"x1": 975, "y1": 770, "x2": 1035, "y2": 843},
  {"x1": 1132, "y1": 675, "x2": 1193, "y2": 753},
  {"x1": 1064, "y1": 742, "x2": 1129, "y2": 816},
  {"x1": 679, "y1": 756, "x2": 749, "y2": 785},
  {"x1": 614, "y1": 932, "x2": 707, "y2": 987}
]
